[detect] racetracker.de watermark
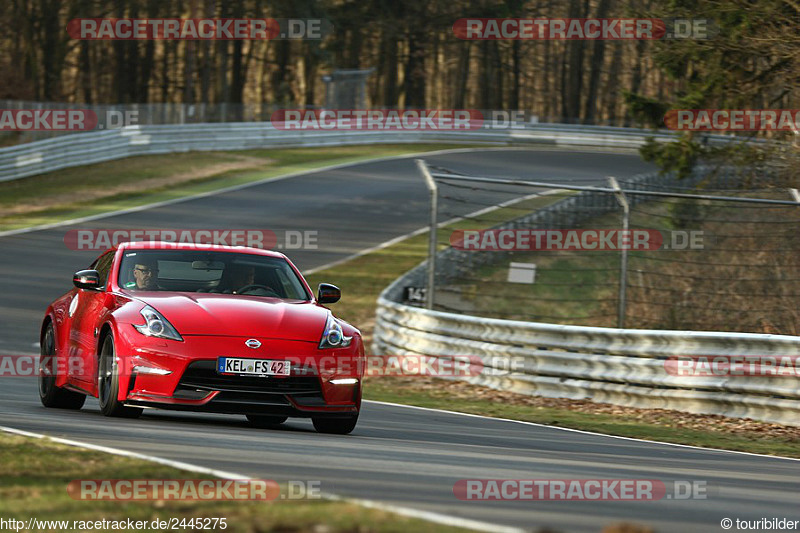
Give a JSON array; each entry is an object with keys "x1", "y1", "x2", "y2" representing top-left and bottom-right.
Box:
[
  {"x1": 67, "y1": 479, "x2": 321, "y2": 501},
  {"x1": 218, "y1": 354, "x2": 490, "y2": 378},
  {"x1": 0, "y1": 109, "x2": 138, "y2": 131},
  {"x1": 5, "y1": 354, "x2": 520, "y2": 379},
  {"x1": 63, "y1": 229, "x2": 318, "y2": 251},
  {"x1": 665, "y1": 109, "x2": 800, "y2": 131},
  {"x1": 0, "y1": 355, "x2": 59, "y2": 377},
  {"x1": 271, "y1": 109, "x2": 483, "y2": 130},
  {"x1": 0, "y1": 109, "x2": 96, "y2": 131},
  {"x1": 453, "y1": 479, "x2": 708, "y2": 500},
  {"x1": 665, "y1": 356, "x2": 800, "y2": 377},
  {"x1": 453, "y1": 18, "x2": 713, "y2": 40},
  {"x1": 450, "y1": 229, "x2": 705, "y2": 251},
  {"x1": 67, "y1": 18, "x2": 332, "y2": 40}
]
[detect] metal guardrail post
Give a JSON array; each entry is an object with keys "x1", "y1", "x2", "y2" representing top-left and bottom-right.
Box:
[
  {"x1": 609, "y1": 177, "x2": 629, "y2": 328},
  {"x1": 417, "y1": 159, "x2": 438, "y2": 310}
]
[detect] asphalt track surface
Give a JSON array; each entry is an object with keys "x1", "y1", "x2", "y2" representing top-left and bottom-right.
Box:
[{"x1": 2, "y1": 148, "x2": 799, "y2": 532}]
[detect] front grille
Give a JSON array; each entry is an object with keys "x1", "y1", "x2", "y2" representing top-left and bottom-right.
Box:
[
  {"x1": 213, "y1": 391, "x2": 292, "y2": 406},
  {"x1": 176, "y1": 360, "x2": 323, "y2": 396}
]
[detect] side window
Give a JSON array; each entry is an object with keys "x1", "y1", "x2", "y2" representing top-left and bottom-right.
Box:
[{"x1": 93, "y1": 252, "x2": 115, "y2": 288}]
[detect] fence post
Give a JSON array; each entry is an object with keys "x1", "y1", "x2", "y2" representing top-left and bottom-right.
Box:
[
  {"x1": 609, "y1": 176, "x2": 630, "y2": 328},
  {"x1": 417, "y1": 159, "x2": 438, "y2": 310}
]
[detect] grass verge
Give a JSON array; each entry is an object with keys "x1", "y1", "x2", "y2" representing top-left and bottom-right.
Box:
[
  {"x1": 0, "y1": 432, "x2": 468, "y2": 532},
  {"x1": 0, "y1": 143, "x2": 482, "y2": 232}
]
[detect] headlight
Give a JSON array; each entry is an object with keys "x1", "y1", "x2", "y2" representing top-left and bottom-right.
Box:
[
  {"x1": 133, "y1": 305, "x2": 183, "y2": 341},
  {"x1": 319, "y1": 315, "x2": 352, "y2": 349}
]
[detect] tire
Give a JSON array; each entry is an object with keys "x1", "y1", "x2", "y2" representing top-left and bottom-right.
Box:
[
  {"x1": 246, "y1": 415, "x2": 288, "y2": 427},
  {"x1": 39, "y1": 323, "x2": 86, "y2": 410},
  {"x1": 312, "y1": 414, "x2": 358, "y2": 435},
  {"x1": 98, "y1": 334, "x2": 142, "y2": 418}
]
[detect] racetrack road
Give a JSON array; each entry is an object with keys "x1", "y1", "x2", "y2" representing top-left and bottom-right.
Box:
[{"x1": 3, "y1": 148, "x2": 798, "y2": 532}]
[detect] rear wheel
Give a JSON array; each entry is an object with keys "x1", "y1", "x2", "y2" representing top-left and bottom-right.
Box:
[
  {"x1": 312, "y1": 414, "x2": 358, "y2": 435},
  {"x1": 98, "y1": 335, "x2": 142, "y2": 418},
  {"x1": 39, "y1": 323, "x2": 86, "y2": 410},
  {"x1": 246, "y1": 415, "x2": 288, "y2": 427}
]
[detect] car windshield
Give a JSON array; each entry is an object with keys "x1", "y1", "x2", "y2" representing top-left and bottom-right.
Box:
[{"x1": 118, "y1": 250, "x2": 311, "y2": 300}]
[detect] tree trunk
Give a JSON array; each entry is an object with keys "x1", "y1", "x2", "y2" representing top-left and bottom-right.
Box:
[
  {"x1": 479, "y1": 41, "x2": 490, "y2": 110},
  {"x1": 404, "y1": 29, "x2": 426, "y2": 107},
  {"x1": 79, "y1": 40, "x2": 92, "y2": 103},
  {"x1": 127, "y1": 0, "x2": 142, "y2": 102},
  {"x1": 272, "y1": 40, "x2": 292, "y2": 105},
  {"x1": 627, "y1": 39, "x2": 648, "y2": 125},
  {"x1": 453, "y1": 42, "x2": 470, "y2": 109},
  {"x1": 216, "y1": 0, "x2": 230, "y2": 104},
  {"x1": 229, "y1": 1, "x2": 245, "y2": 118},
  {"x1": 383, "y1": 28, "x2": 399, "y2": 107},
  {"x1": 183, "y1": 0, "x2": 198, "y2": 105},
  {"x1": 543, "y1": 38, "x2": 552, "y2": 119},
  {"x1": 493, "y1": 41, "x2": 503, "y2": 109},
  {"x1": 199, "y1": 0, "x2": 214, "y2": 105},
  {"x1": 584, "y1": 0, "x2": 612, "y2": 124},
  {"x1": 510, "y1": 40, "x2": 520, "y2": 110},
  {"x1": 112, "y1": 0, "x2": 128, "y2": 103},
  {"x1": 563, "y1": 0, "x2": 585, "y2": 122},
  {"x1": 347, "y1": 27, "x2": 363, "y2": 69},
  {"x1": 303, "y1": 41, "x2": 318, "y2": 107},
  {"x1": 479, "y1": 41, "x2": 503, "y2": 109},
  {"x1": 39, "y1": 0, "x2": 65, "y2": 101},
  {"x1": 602, "y1": 42, "x2": 624, "y2": 125}
]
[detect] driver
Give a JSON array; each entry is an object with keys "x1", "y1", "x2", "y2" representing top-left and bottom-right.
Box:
[
  {"x1": 229, "y1": 265, "x2": 255, "y2": 294},
  {"x1": 224, "y1": 265, "x2": 278, "y2": 296},
  {"x1": 131, "y1": 258, "x2": 160, "y2": 290}
]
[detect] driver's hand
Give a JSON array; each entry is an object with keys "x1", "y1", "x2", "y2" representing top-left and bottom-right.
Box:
[{"x1": 237, "y1": 285, "x2": 277, "y2": 296}]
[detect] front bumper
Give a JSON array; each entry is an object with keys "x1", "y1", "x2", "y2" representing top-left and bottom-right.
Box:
[{"x1": 116, "y1": 329, "x2": 362, "y2": 417}]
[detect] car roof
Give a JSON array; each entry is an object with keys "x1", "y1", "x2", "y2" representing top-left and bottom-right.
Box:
[{"x1": 116, "y1": 241, "x2": 288, "y2": 259}]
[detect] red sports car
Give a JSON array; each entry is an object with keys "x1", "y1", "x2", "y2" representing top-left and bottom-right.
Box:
[{"x1": 39, "y1": 241, "x2": 363, "y2": 434}]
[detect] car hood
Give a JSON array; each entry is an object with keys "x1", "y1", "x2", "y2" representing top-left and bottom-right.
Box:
[{"x1": 133, "y1": 293, "x2": 328, "y2": 341}]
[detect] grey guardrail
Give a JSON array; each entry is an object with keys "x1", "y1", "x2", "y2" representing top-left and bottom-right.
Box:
[
  {"x1": 0, "y1": 121, "x2": 742, "y2": 182},
  {"x1": 372, "y1": 166, "x2": 800, "y2": 427},
  {"x1": 373, "y1": 297, "x2": 800, "y2": 426}
]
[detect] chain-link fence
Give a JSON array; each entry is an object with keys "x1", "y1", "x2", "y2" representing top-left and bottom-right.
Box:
[{"x1": 412, "y1": 162, "x2": 800, "y2": 335}]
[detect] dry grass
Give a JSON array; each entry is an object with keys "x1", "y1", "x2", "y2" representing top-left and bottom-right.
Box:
[
  {"x1": 3, "y1": 152, "x2": 276, "y2": 217},
  {"x1": 625, "y1": 194, "x2": 800, "y2": 334}
]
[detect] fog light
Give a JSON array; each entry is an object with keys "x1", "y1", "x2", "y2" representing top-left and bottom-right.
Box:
[
  {"x1": 330, "y1": 378, "x2": 358, "y2": 385},
  {"x1": 133, "y1": 366, "x2": 172, "y2": 375}
]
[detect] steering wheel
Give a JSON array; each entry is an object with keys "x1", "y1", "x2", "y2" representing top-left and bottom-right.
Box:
[{"x1": 236, "y1": 284, "x2": 280, "y2": 296}]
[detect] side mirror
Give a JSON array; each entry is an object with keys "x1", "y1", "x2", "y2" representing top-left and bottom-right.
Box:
[
  {"x1": 317, "y1": 283, "x2": 341, "y2": 304},
  {"x1": 73, "y1": 269, "x2": 101, "y2": 290}
]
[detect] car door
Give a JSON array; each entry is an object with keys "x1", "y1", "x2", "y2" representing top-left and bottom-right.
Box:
[{"x1": 67, "y1": 251, "x2": 115, "y2": 386}]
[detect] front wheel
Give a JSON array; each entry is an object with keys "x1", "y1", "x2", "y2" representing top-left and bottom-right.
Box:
[
  {"x1": 312, "y1": 414, "x2": 358, "y2": 435},
  {"x1": 98, "y1": 334, "x2": 142, "y2": 418},
  {"x1": 39, "y1": 323, "x2": 86, "y2": 410}
]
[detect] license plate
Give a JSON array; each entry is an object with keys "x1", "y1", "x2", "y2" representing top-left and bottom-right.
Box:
[{"x1": 217, "y1": 357, "x2": 290, "y2": 376}]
